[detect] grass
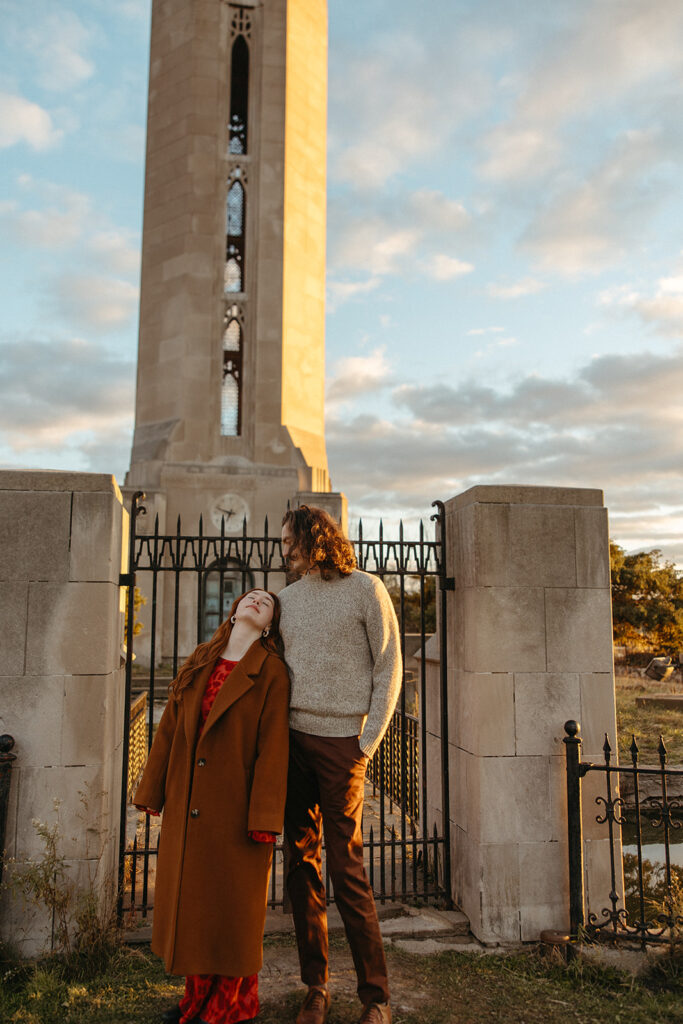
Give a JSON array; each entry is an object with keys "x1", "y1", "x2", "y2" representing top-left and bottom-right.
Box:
[
  {"x1": 0, "y1": 942, "x2": 178, "y2": 1024},
  {"x1": 615, "y1": 673, "x2": 683, "y2": 765},
  {"x1": 2, "y1": 942, "x2": 683, "y2": 1024},
  {"x1": 383, "y1": 947, "x2": 683, "y2": 1024}
]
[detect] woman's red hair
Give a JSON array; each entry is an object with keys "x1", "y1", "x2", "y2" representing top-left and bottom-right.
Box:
[{"x1": 171, "y1": 588, "x2": 283, "y2": 699}]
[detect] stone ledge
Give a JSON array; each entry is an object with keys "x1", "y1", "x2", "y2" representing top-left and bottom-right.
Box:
[
  {"x1": 450, "y1": 485, "x2": 604, "y2": 510},
  {"x1": 0, "y1": 469, "x2": 122, "y2": 499}
]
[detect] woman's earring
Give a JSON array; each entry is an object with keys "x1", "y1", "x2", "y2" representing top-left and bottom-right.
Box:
[
  {"x1": 230, "y1": 614, "x2": 237, "y2": 624},
  {"x1": 262, "y1": 627, "x2": 270, "y2": 638}
]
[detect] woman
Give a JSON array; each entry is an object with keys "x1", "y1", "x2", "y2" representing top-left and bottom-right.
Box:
[{"x1": 134, "y1": 588, "x2": 290, "y2": 1024}]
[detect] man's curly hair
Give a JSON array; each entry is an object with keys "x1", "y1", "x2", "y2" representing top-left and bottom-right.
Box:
[{"x1": 282, "y1": 505, "x2": 356, "y2": 579}]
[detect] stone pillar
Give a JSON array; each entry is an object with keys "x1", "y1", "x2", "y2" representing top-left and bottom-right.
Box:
[
  {"x1": 293, "y1": 491, "x2": 348, "y2": 534},
  {"x1": 439, "y1": 485, "x2": 618, "y2": 943},
  {"x1": 0, "y1": 471, "x2": 126, "y2": 956}
]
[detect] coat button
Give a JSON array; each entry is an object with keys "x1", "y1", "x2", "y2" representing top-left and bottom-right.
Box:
[
  {"x1": 190, "y1": 809, "x2": 200, "y2": 818},
  {"x1": 197, "y1": 758, "x2": 206, "y2": 767}
]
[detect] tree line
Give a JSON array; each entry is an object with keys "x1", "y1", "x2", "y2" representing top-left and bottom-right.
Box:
[{"x1": 610, "y1": 543, "x2": 683, "y2": 654}]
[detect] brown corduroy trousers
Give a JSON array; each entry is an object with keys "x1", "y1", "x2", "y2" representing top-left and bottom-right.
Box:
[{"x1": 284, "y1": 730, "x2": 390, "y2": 1006}]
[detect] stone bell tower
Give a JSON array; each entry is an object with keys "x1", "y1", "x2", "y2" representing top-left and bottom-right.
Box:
[{"x1": 125, "y1": 0, "x2": 345, "y2": 536}]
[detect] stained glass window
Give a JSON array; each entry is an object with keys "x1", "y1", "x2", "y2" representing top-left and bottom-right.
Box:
[
  {"x1": 221, "y1": 312, "x2": 242, "y2": 436},
  {"x1": 227, "y1": 181, "x2": 244, "y2": 236},
  {"x1": 224, "y1": 180, "x2": 245, "y2": 294}
]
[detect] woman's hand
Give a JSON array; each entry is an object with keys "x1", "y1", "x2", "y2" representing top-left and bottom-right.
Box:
[{"x1": 134, "y1": 804, "x2": 160, "y2": 817}]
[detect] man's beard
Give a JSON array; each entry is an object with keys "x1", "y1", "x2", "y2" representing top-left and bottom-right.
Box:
[{"x1": 285, "y1": 562, "x2": 303, "y2": 585}]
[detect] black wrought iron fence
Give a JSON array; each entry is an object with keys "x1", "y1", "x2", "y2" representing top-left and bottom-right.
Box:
[
  {"x1": 367, "y1": 710, "x2": 419, "y2": 823},
  {"x1": 564, "y1": 720, "x2": 683, "y2": 946},
  {"x1": 119, "y1": 494, "x2": 452, "y2": 921},
  {"x1": 0, "y1": 734, "x2": 16, "y2": 887}
]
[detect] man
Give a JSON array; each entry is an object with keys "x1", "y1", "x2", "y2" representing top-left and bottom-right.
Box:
[{"x1": 279, "y1": 506, "x2": 402, "y2": 1024}]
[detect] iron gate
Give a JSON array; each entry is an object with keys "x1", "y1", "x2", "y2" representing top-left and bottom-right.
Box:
[{"x1": 118, "y1": 493, "x2": 452, "y2": 922}]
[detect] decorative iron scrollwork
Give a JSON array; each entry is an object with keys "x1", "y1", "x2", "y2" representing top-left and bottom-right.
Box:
[{"x1": 595, "y1": 794, "x2": 627, "y2": 826}]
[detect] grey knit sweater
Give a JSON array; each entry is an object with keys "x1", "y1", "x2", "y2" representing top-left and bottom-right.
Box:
[{"x1": 279, "y1": 569, "x2": 402, "y2": 758}]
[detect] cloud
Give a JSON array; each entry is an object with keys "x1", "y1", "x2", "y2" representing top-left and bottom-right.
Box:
[
  {"x1": 424, "y1": 255, "x2": 474, "y2": 281},
  {"x1": 519, "y1": 0, "x2": 683, "y2": 125},
  {"x1": 1, "y1": 179, "x2": 142, "y2": 331},
  {"x1": 50, "y1": 274, "x2": 139, "y2": 332},
  {"x1": 22, "y1": 10, "x2": 95, "y2": 92},
  {"x1": 0, "y1": 335, "x2": 135, "y2": 453},
  {"x1": 327, "y1": 348, "x2": 393, "y2": 407},
  {"x1": 93, "y1": 0, "x2": 149, "y2": 20},
  {"x1": 2, "y1": 180, "x2": 142, "y2": 277},
  {"x1": 407, "y1": 190, "x2": 469, "y2": 233},
  {"x1": 328, "y1": 187, "x2": 473, "y2": 299},
  {"x1": 327, "y1": 277, "x2": 381, "y2": 313},
  {"x1": 87, "y1": 231, "x2": 141, "y2": 276},
  {"x1": 479, "y1": 127, "x2": 561, "y2": 183},
  {"x1": 329, "y1": 23, "x2": 493, "y2": 188},
  {"x1": 522, "y1": 131, "x2": 672, "y2": 275},
  {"x1": 599, "y1": 261, "x2": 683, "y2": 338},
  {"x1": 487, "y1": 278, "x2": 545, "y2": 299},
  {"x1": 394, "y1": 347, "x2": 683, "y2": 429},
  {"x1": 0, "y1": 92, "x2": 61, "y2": 150},
  {"x1": 0, "y1": 187, "x2": 91, "y2": 247},
  {"x1": 327, "y1": 343, "x2": 683, "y2": 562},
  {"x1": 477, "y1": 0, "x2": 683, "y2": 185}
]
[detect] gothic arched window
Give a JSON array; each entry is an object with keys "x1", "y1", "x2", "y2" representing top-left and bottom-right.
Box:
[
  {"x1": 229, "y1": 35, "x2": 249, "y2": 154},
  {"x1": 221, "y1": 306, "x2": 242, "y2": 436},
  {"x1": 227, "y1": 180, "x2": 244, "y2": 234},
  {"x1": 224, "y1": 179, "x2": 245, "y2": 294},
  {"x1": 202, "y1": 559, "x2": 253, "y2": 640}
]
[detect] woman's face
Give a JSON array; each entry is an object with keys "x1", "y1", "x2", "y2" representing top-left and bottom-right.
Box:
[{"x1": 234, "y1": 590, "x2": 275, "y2": 632}]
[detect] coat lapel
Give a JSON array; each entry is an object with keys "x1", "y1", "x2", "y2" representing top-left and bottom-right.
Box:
[
  {"x1": 183, "y1": 661, "x2": 213, "y2": 750},
  {"x1": 198, "y1": 641, "x2": 269, "y2": 744}
]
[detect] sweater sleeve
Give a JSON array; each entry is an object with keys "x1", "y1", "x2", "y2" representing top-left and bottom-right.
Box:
[{"x1": 358, "y1": 577, "x2": 403, "y2": 758}]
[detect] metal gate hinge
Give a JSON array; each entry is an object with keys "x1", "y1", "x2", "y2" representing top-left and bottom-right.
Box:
[
  {"x1": 119, "y1": 573, "x2": 134, "y2": 587},
  {"x1": 440, "y1": 577, "x2": 455, "y2": 591}
]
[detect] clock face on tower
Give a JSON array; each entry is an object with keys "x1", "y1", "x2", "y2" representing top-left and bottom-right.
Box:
[{"x1": 210, "y1": 493, "x2": 250, "y2": 533}]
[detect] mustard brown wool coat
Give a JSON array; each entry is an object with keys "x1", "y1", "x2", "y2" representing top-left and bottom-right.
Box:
[{"x1": 133, "y1": 641, "x2": 290, "y2": 977}]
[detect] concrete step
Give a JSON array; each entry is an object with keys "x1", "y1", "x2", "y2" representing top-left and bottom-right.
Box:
[
  {"x1": 264, "y1": 902, "x2": 473, "y2": 947},
  {"x1": 379, "y1": 906, "x2": 470, "y2": 939},
  {"x1": 129, "y1": 902, "x2": 475, "y2": 951}
]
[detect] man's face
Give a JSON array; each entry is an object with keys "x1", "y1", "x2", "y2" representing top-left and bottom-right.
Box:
[{"x1": 281, "y1": 523, "x2": 310, "y2": 580}]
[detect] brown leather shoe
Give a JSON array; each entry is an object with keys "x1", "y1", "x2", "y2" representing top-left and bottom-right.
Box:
[
  {"x1": 296, "y1": 986, "x2": 330, "y2": 1024},
  {"x1": 358, "y1": 1003, "x2": 391, "y2": 1024}
]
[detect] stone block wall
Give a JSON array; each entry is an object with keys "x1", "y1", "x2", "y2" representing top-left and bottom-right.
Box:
[
  {"x1": 0, "y1": 471, "x2": 127, "y2": 956},
  {"x1": 425, "y1": 485, "x2": 619, "y2": 943}
]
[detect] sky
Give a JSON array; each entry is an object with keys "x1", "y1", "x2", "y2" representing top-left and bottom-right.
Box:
[{"x1": 1, "y1": 0, "x2": 683, "y2": 561}]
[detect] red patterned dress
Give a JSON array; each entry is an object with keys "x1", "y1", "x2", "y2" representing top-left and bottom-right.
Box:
[{"x1": 178, "y1": 658, "x2": 276, "y2": 1024}]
